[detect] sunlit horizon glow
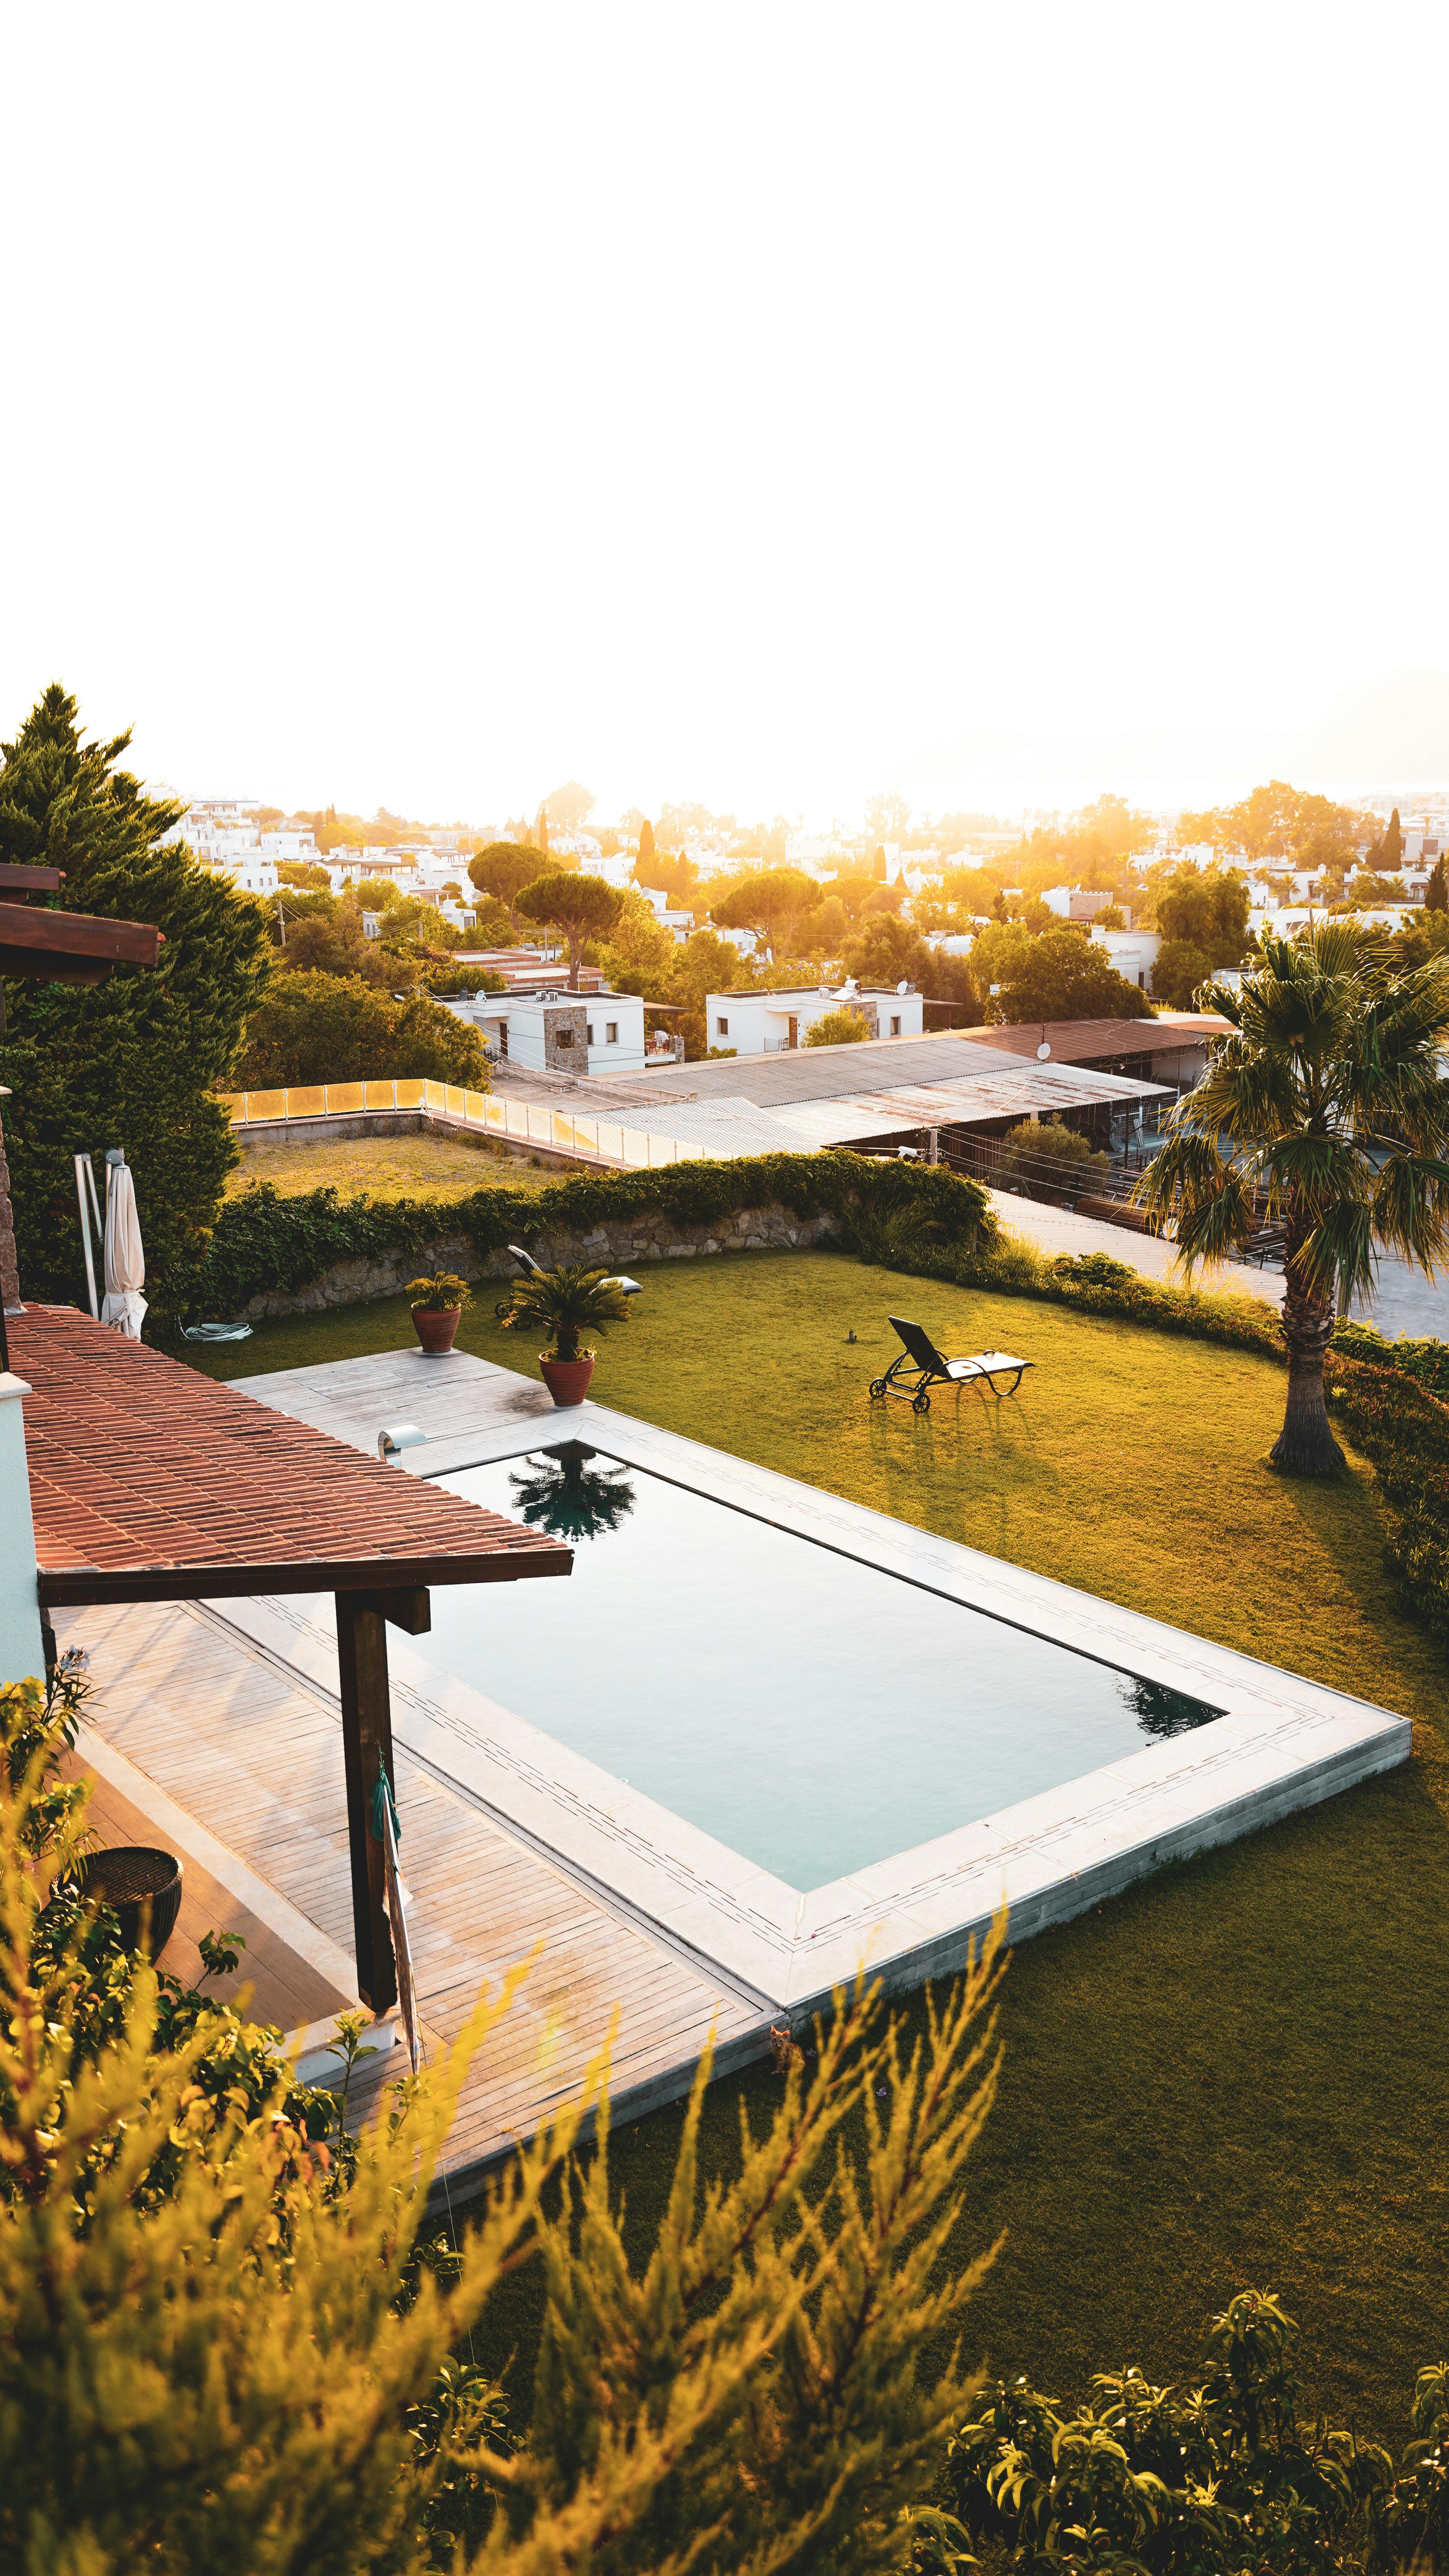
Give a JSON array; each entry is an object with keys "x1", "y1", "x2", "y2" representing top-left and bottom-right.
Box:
[{"x1": 3, "y1": 4, "x2": 1447, "y2": 830}]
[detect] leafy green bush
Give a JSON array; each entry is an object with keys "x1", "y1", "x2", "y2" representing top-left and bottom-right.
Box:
[
  {"x1": 236, "y1": 970, "x2": 491, "y2": 1090},
  {"x1": 186, "y1": 1152, "x2": 999, "y2": 1321},
  {"x1": 1330, "y1": 1316, "x2": 1449, "y2": 1400},
  {"x1": 1325, "y1": 1352, "x2": 1449, "y2": 1643},
  {"x1": 997, "y1": 1117, "x2": 1109, "y2": 1194},
  {"x1": 934, "y1": 2289, "x2": 1393, "y2": 2576},
  {"x1": 804, "y1": 1005, "x2": 872, "y2": 1047}
]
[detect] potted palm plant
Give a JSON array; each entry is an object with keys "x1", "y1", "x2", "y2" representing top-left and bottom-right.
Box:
[
  {"x1": 500, "y1": 1261, "x2": 633, "y2": 1406},
  {"x1": 405, "y1": 1273, "x2": 472, "y2": 1355}
]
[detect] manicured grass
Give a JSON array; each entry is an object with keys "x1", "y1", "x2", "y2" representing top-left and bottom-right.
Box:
[
  {"x1": 181, "y1": 1253, "x2": 1449, "y2": 2441},
  {"x1": 222, "y1": 1132, "x2": 555, "y2": 1202}
]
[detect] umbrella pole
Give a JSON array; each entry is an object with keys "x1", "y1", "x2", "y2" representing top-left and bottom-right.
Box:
[{"x1": 74, "y1": 1155, "x2": 100, "y2": 1320}]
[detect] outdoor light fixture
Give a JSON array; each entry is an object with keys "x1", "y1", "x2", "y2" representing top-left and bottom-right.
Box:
[{"x1": 377, "y1": 1423, "x2": 427, "y2": 1463}]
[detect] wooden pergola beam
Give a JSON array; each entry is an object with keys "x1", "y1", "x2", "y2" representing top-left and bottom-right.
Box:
[{"x1": 335, "y1": 1590, "x2": 402, "y2": 2015}]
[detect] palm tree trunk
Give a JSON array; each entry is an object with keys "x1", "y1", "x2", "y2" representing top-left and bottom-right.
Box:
[{"x1": 1270, "y1": 1218, "x2": 1343, "y2": 1476}]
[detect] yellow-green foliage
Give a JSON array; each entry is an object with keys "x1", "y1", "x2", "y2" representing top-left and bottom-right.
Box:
[{"x1": 0, "y1": 1674, "x2": 1007, "y2": 2573}]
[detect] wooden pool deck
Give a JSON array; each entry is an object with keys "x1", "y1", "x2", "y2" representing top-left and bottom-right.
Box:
[{"x1": 56, "y1": 1343, "x2": 773, "y2": 2189}]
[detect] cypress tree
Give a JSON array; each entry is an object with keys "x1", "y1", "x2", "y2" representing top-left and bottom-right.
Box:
[
  {"x1": 1427, "y1": 856, "x2": 1448, "y2": 913},
  {"x1": 639, "y1": 817, "x2": 656, "y2": 869},
  {"x1": 535, "y1": 802, "x2": 550, "y2": 852},
  {"x1": 0, "y1": 683, "x2": 270, "y2": 1322},
  {"x1": 1383, "y1": 805, "x2": 1404, "y2": 872}
]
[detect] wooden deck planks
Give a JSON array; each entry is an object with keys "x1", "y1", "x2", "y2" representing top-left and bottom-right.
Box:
[{"x1": 56, "y1": 1597, "x2": 767, "y2": 2185}]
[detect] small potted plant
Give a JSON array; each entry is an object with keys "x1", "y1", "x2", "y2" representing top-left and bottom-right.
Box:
[
  {"x1": 405, "y1": 1273, "x2": 472, "y2": 1355},
  {"x1": 500, "y1": 1260, "x2": 632, "y2": 1406}
]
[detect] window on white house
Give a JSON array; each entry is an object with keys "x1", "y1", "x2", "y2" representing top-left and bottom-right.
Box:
[
  {"x1": 606, "y1": 1021, "x2": 618, "y2": 1043},
  {"x1": 716, "y1": 1015, "x2": 729, "y2": 1036},
  {"x1": 586, "y1": 1024, "x2": 594, "y2": 1044},
  {"x1": 890, "y1": 1015, "x2": 901, "y2": 1036},
  {"x1": 556, "y1": 1027, "x2": 574, "y2": 1045}
]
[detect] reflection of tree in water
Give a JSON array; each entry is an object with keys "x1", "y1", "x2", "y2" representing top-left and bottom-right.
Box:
[
  {"x1": 508, "y1": 1443, "x2": 636, "y2": 1543},
  {"x1": 1118, "y1": 1676, "x2": 1222, "y2": 1740}
]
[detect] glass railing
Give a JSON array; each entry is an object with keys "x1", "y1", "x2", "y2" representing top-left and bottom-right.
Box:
[{"x1": 213, "y1": 1078, "x2": 694, "y2": 1171}]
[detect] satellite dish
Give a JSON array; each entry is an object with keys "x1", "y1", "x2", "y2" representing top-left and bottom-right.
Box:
[
  {"x1": 896, "y1": 978, "x2": 909, "y2": 995},
  {"x1": 1037, "y1": 1042, "x2": 1052, "y2": 1060}
]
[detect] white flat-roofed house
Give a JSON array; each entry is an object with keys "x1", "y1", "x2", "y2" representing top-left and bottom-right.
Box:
[
  {"x1": 705, "y1": 981, "x2": 925, "y2": 1056},
  {"x1": 440, "y1": 987, "x2": 647, "y2": 1076},
  {"x1": 1042, "y1": 887, "x2": 1129, "y2": 925},
  {"x1": 1087, "y1": 926, "x2": 1160, "y2": 994},
  {"x1": 258, "y1": 817, "x2": 319, "y2": 863}
]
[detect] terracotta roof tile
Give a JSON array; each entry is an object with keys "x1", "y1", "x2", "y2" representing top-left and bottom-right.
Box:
[{"x1": 12, "y1": 1307, "x2": 569, "y2": 1605}]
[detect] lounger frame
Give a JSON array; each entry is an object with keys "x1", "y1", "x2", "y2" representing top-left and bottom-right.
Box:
[{"x1": 869, "y1": 1314, "x2": 1034, "y2": 1412}]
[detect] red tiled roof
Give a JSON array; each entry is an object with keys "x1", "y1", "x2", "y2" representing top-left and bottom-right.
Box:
[{"x1": 12, "y1": 1306, "x2": 570, "y2": 1606}]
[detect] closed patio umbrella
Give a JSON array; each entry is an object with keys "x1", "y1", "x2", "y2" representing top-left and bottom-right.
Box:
[{"x1": 101, "y1": 1158, "x2": 147, "y2": 1338}]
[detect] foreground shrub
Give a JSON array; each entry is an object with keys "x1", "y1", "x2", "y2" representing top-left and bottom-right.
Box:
[
  {"x1": 933, "y1": 2287, "x2": 1449, "y2": 2576},
  {"x1": 0, "y1": 1665, "x2": 1008, "y2": 2574}
]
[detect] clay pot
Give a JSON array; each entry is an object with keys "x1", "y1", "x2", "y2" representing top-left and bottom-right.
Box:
[
  {"x1": 412, "y1": 1305, "x2": 462, "y2": 1355},
  {"x1": 539, "y1": 1353, "x2": 596, "y2": 1407},
  {"x1": 78, "y1": 1847, "x2": 183, "y2": 1962}
]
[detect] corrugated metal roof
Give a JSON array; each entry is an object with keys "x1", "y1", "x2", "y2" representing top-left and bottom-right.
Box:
[
  {"x1": 14, "y1": 1306, "x2": 570, "y2": 1606},
  {"x1": 640, "y1": 1061, "x2": 1169, "y2": 1158},
  {"x1": 599, "y1": 1031, "x2": 1016, "y2": 1109}
]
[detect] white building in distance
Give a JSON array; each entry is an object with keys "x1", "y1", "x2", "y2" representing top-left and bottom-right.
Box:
[{"x1": 704, "y1": 980, "x2": 924, "y2": 1056}]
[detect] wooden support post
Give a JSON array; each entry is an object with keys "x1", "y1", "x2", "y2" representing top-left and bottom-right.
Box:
[{"x1": 335, "y1": 1589, "x2": 398, "y2": 2014}]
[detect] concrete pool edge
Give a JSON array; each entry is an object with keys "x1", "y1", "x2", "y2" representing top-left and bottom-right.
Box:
[{"x1": 227, "y1": 1351, "x2": 1416, "y2": 2016}]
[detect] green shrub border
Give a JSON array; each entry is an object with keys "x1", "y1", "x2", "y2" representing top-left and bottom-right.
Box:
[{"x1": 185, "y1": 1151, "x2": 997, "y2": 1324}]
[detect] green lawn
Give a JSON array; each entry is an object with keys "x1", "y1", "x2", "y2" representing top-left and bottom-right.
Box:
[
  {"x1": 182, "y1": 1253, "x2": 1449, "y2": 2442},
  {"x1": 223, "y1": 1132, "x2": 555, "y2": 1201}
]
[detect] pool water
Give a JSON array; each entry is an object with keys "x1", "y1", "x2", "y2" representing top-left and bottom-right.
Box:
[{"x1": 419, "y1": 1444, "x2": 1222, "y2": 1891}]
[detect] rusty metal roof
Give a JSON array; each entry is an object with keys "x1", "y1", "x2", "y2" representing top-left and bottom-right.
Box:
[{"x1": 12, "y1": 1306, "x2": 570, "y2": 1606}]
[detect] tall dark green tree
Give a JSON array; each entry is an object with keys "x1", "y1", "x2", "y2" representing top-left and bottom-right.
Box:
[
  {"x1": 1425, "y1": 854, "x2": 1447, "y2": 913},
  {"x1": 1382, "y1": 805, "x2": 1405, "y2": 872},
  {"x1": 0, "y1": 684, "x2": 270, "y2": 1321}
]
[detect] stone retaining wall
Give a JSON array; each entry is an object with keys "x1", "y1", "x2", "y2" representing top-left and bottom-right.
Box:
[{"x1": 240, "y1": 1199, "x2": 844, "y2": 1319}]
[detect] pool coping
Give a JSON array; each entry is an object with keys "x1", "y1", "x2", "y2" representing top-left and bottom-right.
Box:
[{"x1": 226, "y1": 1353, "x2": 1413, "y2": 2017}]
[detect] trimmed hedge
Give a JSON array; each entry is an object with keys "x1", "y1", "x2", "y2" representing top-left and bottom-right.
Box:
[
  {"x1": 1327, "y1": 1355, "x2": 1449, "y2": 1644},
  {"x1": 185, "y1": 1151, "x2": 998, "y2": 1323}
]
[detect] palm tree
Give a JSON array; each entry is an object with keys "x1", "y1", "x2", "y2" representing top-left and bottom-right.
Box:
[
  {"x1": 498, "y1": 1261, "x2": 633, "y2": 1363},
  {"x1": 1135, "y1": 923, "x2": 1449, "y2": 1475}
]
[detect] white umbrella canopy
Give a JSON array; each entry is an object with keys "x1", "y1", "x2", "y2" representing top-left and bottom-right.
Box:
[{"x1": 101, "y1": 1161, "x2": 147, "y2": 1338}]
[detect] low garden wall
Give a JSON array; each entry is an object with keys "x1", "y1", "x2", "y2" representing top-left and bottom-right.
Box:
[
  {"x1": 238, "y1": 1199, "x2": 845, "y2": 1318},
  {"x1": 193, "y1": 1151, "x2": 995, "y2": 1324}
]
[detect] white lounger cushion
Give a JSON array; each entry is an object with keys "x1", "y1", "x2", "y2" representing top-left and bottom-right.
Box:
[{"x1": 944, "y1": 1351, "x2": 1029, "y2": 1379}]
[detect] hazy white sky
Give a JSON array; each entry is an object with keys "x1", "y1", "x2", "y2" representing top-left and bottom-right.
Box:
[{"x1": 3, "y1": 4, "x2": 1446, "y2": 825}]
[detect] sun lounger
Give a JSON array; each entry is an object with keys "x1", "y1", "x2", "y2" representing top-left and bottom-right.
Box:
[{"x1": 869, "y1": 1314, "x2": 1034, "y2": 1413}]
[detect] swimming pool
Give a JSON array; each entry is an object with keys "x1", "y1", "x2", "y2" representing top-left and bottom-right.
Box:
[{"x1": 418, "y1": 1441, "x2": 1221, "y2": 1890}]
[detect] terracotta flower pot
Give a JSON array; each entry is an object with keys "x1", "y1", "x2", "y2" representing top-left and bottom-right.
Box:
[
  {"x1": 540, "y1": 1353, "x2": 595, "y2": 1407},
  {"x1": 78, "y1": 1846, "x2": 184, "y2": 1962},
  {"x1": 412, "y1": 1305, "x2": 462, "y2": 1355}
]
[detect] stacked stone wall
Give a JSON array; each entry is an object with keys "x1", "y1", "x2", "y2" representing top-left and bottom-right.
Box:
[{"x1": 240, "y1": 1199, "x2": 843, "y2": 1319}]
